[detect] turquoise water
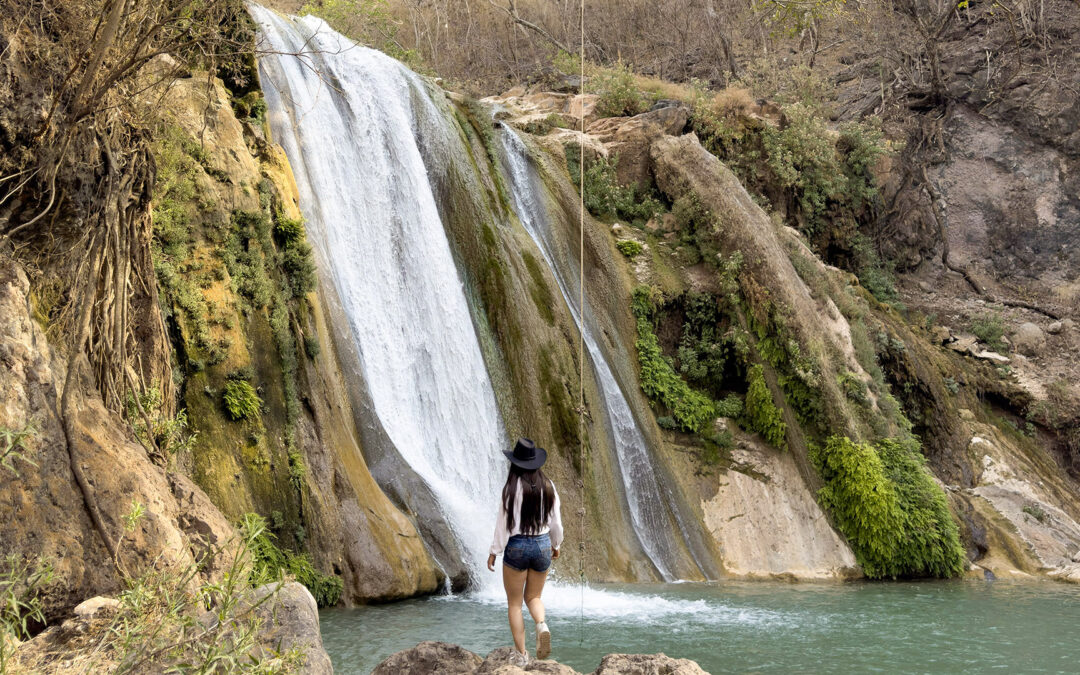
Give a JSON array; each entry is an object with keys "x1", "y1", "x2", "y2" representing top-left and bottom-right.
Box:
[{"x1": 320, "y1": 580, "x2": 1080, "y2": 674}]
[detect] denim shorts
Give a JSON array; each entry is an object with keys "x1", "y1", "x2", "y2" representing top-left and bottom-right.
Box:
[{"x1": 503, "y1": 533, "x2": 552, "y2": 572}]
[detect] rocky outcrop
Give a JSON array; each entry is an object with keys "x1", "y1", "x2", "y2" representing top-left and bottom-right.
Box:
[
  {"x1": 0, "y1": 256, "x2": 234, "y2": 621},
  {"x1": 372, "y1": 642, "x2": 709, "y2": 675},
  {"x1": 586, "y1": 104, "x2": 690, "y2": 188}
]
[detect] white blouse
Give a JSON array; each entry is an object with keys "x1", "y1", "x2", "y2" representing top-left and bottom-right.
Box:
[{"x1": 489, "y1": 479, "x2": 564, "y2": 556}]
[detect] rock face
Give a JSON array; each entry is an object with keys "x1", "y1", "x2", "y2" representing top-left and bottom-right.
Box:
[
  {"x1": 0, "y1": 257, "x2": 235, "y2": 621},
  {"x1": 586, "y1": 105, "x2": 690, "y2": 188},
  {"x1": 153, "y1": 71, "x2": 442, "y2": 602},
  {"x1": 699, "y1": 438, "x2": 859, "y2": 579},
  {"x1": 372, "y1": 642, "x2": 710, "y2": 675}
]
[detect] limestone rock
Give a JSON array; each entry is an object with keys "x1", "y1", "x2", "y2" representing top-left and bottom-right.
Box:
[
  {"x1": 930, "y1": 325, "x2": 952, "y2": 344},
  {"x1": 373, "y1": 641, "x2": 484, "y2": 675},
  {"x1": 1047, "y1": 321, "x2": 1063, "y2": 335},
  {"x1": 975, "y1": 350, "x2": 1011, "y2": 364},
  {"x1": 589, "y1": 105, "x2": 689, "y2": 188},
  {"x1": 593, "y1": 653, "x2": 709, "y2": 675},
  {"x1": 1012, "y1": 322, "x2": 1046, "y2": 356},
  {"x1": 246, "y1": 583, "x2": 333, "y2": 675},
  {"x1": 948, "y1": 334, "x2": 979, "y2": 354},
  {"x1": 959, "y1": 408, "x2": 976, "y2": 421}
]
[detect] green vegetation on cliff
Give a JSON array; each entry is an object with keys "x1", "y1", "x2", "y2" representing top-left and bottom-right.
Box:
[
  {"x1": 243, "y1": 514, "x2": 343, "y2": 608},
  {"x1": 744, "y1": 365, "x2": 787, "y2": 449},
  {"x1": 812, "y1": 435, "x2": 965, "y2": 578}
]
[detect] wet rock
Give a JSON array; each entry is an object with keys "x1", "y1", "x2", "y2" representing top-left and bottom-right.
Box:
[
  {"x1": 373, "y1": 641, "x2": 484, "y2": 675},
  {"x1": 1012, "y1": 322, "x2": 1046, "y2": 356},
  {"x1": 593, "y1": 653, "x2": 709, "y2": 675}
]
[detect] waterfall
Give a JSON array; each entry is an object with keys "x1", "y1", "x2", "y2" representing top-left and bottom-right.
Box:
[
  {"x1": 252, "y1": 7, "x2": 506, "y2": 583},
  {"x1": 498, "y1": 129, "x2": 693, "y2": 581}
]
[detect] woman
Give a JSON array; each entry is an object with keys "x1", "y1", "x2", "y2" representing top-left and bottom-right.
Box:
[{"x1": 488, "y1": 438, "x2": 563, "y2": 665}]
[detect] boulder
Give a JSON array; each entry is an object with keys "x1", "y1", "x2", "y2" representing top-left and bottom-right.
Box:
[
  {"x1": 930, "y1": 325, "x2": 952, "y2": 344},
  {"x1": 593, "y1": 653, "x2": 709, "y2": 674},
  {"x1": 246, "y1": 582, "x2": 333, "y2": 675},
  {"x1": 1012, "y1": 322, "x2": 1046, "y2": 356},
  {"x1": 373, "y1": 641, "x2": 484, "y2": 675},
  {"x1": 1047, "y1": 321, "x2": 1063, "y2": 335},
  {"x1": 72, "y1": 597, "x2": 120, "y2": 620},
  {"x1": 948, "y1": 335, "x2": 978, "y2": 354}
]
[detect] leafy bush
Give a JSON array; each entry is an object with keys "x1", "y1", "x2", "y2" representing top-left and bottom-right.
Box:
[
  {"x1": 616, "y1": 239, "x2": 644, "y2": 259},
  {"x1": 242, "y1": 514, "x2": 343, "y2": 608},
  {"x1": 573, "y1": 153, "x2": 663, "y2": 225},
  {"x1": 851, "y1": 234, "x2": 900, "y2": 306},
  {"x1": 632, "y1": 287, "x2": 716, "y2": 434},
  {"x1": 0, "y1": 556, "x2": 53, "y2": 671},
  {"x1": 593, "y1": 62, "x2": 649, "y2": 118},
  {"x1": 124, "y1": 386, "x2": 197, "y2": 465},
  {"x1": 303, "y1": 334, "x2": 320, "y2": 360},
  {"x1": 969, "y1": 311, "x2": 1006, "y2": 352},
  {"x1": 812, "y1": 435, "x2": 966, "y2": 579},
  {"x1": 715, "y1": 394, "x2": 744, "y2": 419},
  {"x1": 282, "y1": 240, "x2": 317, "y2": 298},
  {"x1": 273, "y1": 213, "x2": 305, "y2": 245},
  {"x1": 224, "y1": 380, "x2": 262, "y2": 421},
  {"x1": 744, "y1": 364, "x2": 787, "y2": 449}
]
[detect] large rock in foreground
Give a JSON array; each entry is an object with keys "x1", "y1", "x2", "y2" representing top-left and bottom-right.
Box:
[{"x1": 372, "y1": 641, "x2": 709, "y2": 675}]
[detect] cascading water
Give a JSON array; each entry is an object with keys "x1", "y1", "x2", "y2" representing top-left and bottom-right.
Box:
[
  {"x1": 252, "y1": 7, "x2": 506, "y2": 583},
  {"x1": 498, "y1": 129, "x2": 691, "y2": 581}
]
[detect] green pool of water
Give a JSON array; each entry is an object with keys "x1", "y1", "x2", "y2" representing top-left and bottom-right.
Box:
[{"x1": 320, "y1": 580, "x2": 1080, "y2": 673}]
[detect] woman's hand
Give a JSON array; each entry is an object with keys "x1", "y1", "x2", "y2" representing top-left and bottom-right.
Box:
[
  {"x1": 487, "y1": 553, "x2": 496, "y2": 571},
  {"x1": 552, "y1": 548, "x2": 560, "y2": 559}
]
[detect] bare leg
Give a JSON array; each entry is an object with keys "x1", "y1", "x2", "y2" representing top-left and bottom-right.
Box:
[
  {"x1": 502, "y1": 564, "x2": 528, "y2": 655},
  {"x1": 524, "y1": 567, "x2": 548, "y2": 624}
]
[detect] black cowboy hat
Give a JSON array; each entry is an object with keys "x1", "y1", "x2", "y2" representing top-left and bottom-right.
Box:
[{"x1": 504, "y1": 437, "x2": 547, "y2": 470}]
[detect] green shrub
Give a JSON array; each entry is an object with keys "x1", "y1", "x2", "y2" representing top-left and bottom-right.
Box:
[
  {"x1": 0, "y1": 421, "x2": 38, "y2": 477},
  {"x1": 744, "y1": 364, "x2": 787, "y2": 449},
  {"x1": 593, "y1": 62, "x2": 649, "y2": 118},
  {"x1": 616, "y1": 239, "x2": 644, "y2": 259},
  {"x1": 851, "y1": 234, "x2": 900, "y2": 306},
  {"x1": 282, "y1": 241, "x2": 317, "y2": 298},
  {"x1": 124, "y1": 386, "x2": 197, "y2": 465},
  {"x1": 0, "y1": 555, "x2": 53, "y2": 671},
  {"x1": 573, "y1": 153, "x2": 663, "y2": 225},
  {"x1": 715, "y1": 394, "x2": 744, "y2": 419},
  {"x1": 656, "y1": 416, "x2": 678, "y2": 430},
  {"x1": 242, "y1": 514, "x2": 343, "y2": 607},
  {"x1": 223, "y1": 380, "x2": 262, "y2": 421},
  {"x1": 632, "y1": 288, "x2": 716, "y2": 434},
  {"x1": 273, "y1": 213, "x2": 305, "y2": 245},
  {"x1": 812, "y1": 435, "x2": 966, "y2": 579},
  {"x1": 969, "y1": 311, "x2": 1006, "y2": 352},
  {"x1": 303, "y1": 334, "x2": 321, "y2": 360}
]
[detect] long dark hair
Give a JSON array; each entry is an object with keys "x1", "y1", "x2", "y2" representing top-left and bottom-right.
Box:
[{"x1": 502, "y1": 464, "x2": 554, "y2": 534}]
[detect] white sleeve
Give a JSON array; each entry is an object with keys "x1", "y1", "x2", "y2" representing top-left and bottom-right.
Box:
[
  {"x1": 490, "y1": 495, "x2": 509, "y2": 556},
  {"x1": 548, "y1": 483, "x2": 564, "y2": 550}
]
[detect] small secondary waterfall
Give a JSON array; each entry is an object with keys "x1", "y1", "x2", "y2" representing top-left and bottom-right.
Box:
[
  {"x1": 498, "y1": 129, "x2": 689, "y2": 581},
  {"x1": 252, "y1": 7, "x2": 506, "y2": 582}
]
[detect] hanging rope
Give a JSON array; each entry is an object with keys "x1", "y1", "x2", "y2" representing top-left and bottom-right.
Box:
[{"x1": 577, "y1": 0, "x2": 587, "y2": 649}]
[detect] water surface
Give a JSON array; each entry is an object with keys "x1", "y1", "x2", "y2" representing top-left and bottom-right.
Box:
[{"x1": 321, "y1": 580, "x2": 1080, "y2": 673}]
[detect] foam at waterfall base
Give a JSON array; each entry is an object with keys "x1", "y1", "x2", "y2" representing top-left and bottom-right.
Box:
[{"x1": 459, "y1": 582, "x2": 793, "y2": 627}]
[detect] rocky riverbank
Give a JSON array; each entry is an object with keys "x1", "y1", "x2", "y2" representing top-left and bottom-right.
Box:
[{"x1": 372, "y1": 641, "x2": 707, "y2": 675}]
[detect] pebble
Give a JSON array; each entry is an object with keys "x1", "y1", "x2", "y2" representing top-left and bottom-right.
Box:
[{"x1": 1047, "y1": 321, "x2": 1063, "y2": 335}]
